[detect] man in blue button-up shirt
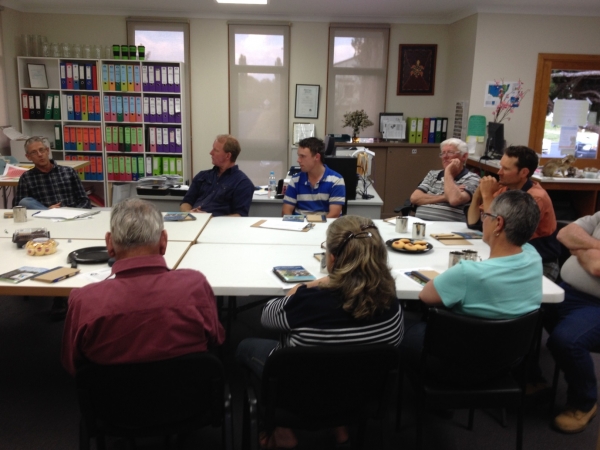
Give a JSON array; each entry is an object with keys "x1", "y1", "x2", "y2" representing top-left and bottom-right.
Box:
[{"x1": 180, "y1": 134, "x2": 254, "y2": 217}]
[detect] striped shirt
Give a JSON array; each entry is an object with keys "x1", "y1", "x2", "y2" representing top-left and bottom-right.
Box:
[
  {"x1": 414, "y1": 167, "x2": 480, "y2": 221},
  {"x1": 261, "y1": 285, "x2": 403, "y2": 352},
  {"x1": 283, "y1": 165, "x2": 346, "y2": 215}
]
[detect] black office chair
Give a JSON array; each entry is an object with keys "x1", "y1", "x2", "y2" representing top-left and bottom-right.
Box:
[
  {"x1": 242, "y1": 345, "x2": 399, "y2": 450},
  {"x1": 393, "y1": 199, "x2": 415, "y2": 217},
  {"x1": 401, "y1": 308, "x2": 540, "y2": 450},
  {"x1": 76, "y1": 352, "x2": 233, "y2": 450}
]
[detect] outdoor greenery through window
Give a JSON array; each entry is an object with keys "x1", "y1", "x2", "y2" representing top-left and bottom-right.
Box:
[{"x1": 543, "y1": 69, "x2": 600, "y2": 160}]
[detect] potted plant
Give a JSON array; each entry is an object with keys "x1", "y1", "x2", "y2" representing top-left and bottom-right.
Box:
[{"x1": 342, "y1": 109, "x2": 374, "y2": 143}]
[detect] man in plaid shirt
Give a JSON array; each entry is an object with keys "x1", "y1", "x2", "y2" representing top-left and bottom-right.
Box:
[{"x1": 14, "y1": 137, "x2": 90, "y2": 210}]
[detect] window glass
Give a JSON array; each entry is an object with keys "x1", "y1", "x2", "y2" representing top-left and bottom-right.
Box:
[
  {"x1": 327, "y1": 26, "x2": 389, "y2": 135},
  {"x1": 235, "y1": 34, "x2": 284, "y2": 66},
  {"x1": 542, "y1": 69, "x2": 599, "y2": 159},
  {"x1": 229, "y1": 24, "x2": 289, "y2": 163},
  {"x1": 133, "y1": 30, "x2": 185, "y2": 62}
]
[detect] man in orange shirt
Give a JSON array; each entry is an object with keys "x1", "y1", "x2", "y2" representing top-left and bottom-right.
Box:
[{"x1": 467, "y1": 145, "x2": 560, "y2": 279}]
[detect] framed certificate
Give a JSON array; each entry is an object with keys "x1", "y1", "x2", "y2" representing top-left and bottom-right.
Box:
[
  {"x1": 293, "y1": 123, "x2": 315, "y2": 145},
  {"x1": 27, "y1": 64, "x2": 48, "y2": 89},
  {"x1": 295, "y1": 84, "x2": 320, "y2": 119}
]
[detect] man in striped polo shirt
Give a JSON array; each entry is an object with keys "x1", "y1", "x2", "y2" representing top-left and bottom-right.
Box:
[
  {"x1": 410, "y1": 138, "x2": 480, "y2": 221},
  {"x1": 282, "y1": 137, "x2": 346, "y2": 218}
]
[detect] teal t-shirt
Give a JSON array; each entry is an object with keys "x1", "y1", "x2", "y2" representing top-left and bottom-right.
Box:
[{"x1": 433, "y1": 243, "x2": 543, "y2": 319}]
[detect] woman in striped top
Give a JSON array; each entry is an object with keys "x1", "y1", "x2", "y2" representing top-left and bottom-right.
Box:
[{"x1": 236, "y1": 215, "x2": 403, "y2": 449}]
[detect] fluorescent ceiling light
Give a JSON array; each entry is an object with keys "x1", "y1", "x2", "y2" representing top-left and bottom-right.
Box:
[{"x1": 216, "y1": 0, "x2": 267, "y2": 4}]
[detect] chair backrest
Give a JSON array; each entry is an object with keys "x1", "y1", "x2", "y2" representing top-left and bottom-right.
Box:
[
  {"x1": 261, "y1": 345, "x2": 399, "y2": 428},
  {"x1": 76, "y1": 352, "x2": 225, "y2": 435},
  {"x1": 422, "y1": 308, "x2": 540, "y2": 385}
]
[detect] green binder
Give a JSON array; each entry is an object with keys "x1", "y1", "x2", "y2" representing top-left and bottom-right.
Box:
[
  {"x1": 124, "y1": 127, "x2": 131, "y2": 152},
  {"x1": 116, "y1": 96, "x2": 123, "y2": 122},
  {"x1": 54, "y1": 124, "x2": 63, "y2": 150},
  {"x1": 53, "y1": 94, "x2": 61, "y2": 120},
  {"x1": 107, "y1": 156, "x2": 113, "y2": 179},
  {"x1": 118, "y1": 126, "x2": 124, "y2": 152},
  {"x1": 44, "y1": 95, "x2": 53, "y2": 120},
  {"x1": 152, "y1": 156, "x2": 162, "y2": 176}
]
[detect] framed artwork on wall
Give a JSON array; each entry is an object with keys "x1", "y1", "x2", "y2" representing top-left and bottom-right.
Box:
[
  {"x1": 295, "y1": 84, "x2": 320, "y2": 118},
  {"x1": 397, "y1": 44, "x2": 437, "y2": 96},
  {"x1": 27, "y1": 64, "x2": 48, "y2": 89}
]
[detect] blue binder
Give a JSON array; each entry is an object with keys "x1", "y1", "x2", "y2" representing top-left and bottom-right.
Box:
[{"x1": 60, "y1": 62, "x2": 67, "y2": 89}]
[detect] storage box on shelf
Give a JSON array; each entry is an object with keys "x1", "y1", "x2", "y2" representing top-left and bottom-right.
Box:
[{"x1": 17, "y1": 57, "x2": 189, "y2": 207}]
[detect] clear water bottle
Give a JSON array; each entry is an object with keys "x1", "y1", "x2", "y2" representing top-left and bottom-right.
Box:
[{"x1": 268, "y1": 171, "x2": 277, "y2": 199}]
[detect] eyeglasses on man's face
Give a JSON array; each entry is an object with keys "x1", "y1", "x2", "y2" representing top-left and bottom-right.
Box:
[
  {"x1": 480, "y1": 211, "x2": 499, "y2": 221},
  {"x1": 27, "y1": 147, "x2": 49, "y2": 157},
  {"x1": 439, "y1": 150, "x2": 461, "y2": 158}
]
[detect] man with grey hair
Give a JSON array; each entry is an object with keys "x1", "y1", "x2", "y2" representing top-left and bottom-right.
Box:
[
  {"x1": 15, "y1": 136, "x2": 90, "y2": 209},
  {"x1": 61, "y1": 198, "x2": 225, "y2": 376},
  {"x1": 409, "y1": 138, "x2": 480, "y2": 221}
]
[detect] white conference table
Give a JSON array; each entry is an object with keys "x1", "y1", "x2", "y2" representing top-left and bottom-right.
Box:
[
  {"x1": 0, "y1": 238, "x2": 192, "y2": 297},
  {"x1": 0, "y1": 209, "x2": 212, "y2": 243},
  {"x1": 199, "y1": 215, "x2": 494, "y2": 247},
  {"x1": 250, "y1": 188, "x2": 384, "y2": 219},
  {"x1": 180, "y1": 216, "x2": 565, "y2": 303}
]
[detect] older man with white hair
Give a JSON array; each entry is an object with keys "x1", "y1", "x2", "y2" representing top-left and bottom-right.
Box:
[
  {"x1": 61, "y1": 198, "x2": 224, "y2": 375},
  {"x1": 409, "y1": 138, "x2": 480, "y2": 222}
]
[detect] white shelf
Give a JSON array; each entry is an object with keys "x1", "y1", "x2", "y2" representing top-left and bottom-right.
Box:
[{"x1": 18, "y1": 56, "x2": 190, "y2": 207}]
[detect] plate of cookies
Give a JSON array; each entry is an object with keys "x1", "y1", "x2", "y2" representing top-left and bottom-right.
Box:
[{"x1": 386, "y1": 238, "x2": 433, "y2": 254}]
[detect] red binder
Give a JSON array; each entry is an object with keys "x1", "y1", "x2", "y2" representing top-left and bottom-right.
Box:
[
  {"x1": 66, "y1": 63, "x2": 74, "y2": 89},
  {"x1": 82, "y1": 128, "x2": 90, "y2": 151},
  {"x1": 95, "y1": 128, "x2": 102, "y2": 151},
  {"x1": 21, "y1": 93, "x2": 29, "y2": 119}
]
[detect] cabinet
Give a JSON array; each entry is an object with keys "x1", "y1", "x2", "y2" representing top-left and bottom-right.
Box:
[
  {"x1": 335, "y1": 142, "x2": 441, "y2": 218},
  {"x1": 17, "y1": 56, "x2": 189, "y2": 207}
]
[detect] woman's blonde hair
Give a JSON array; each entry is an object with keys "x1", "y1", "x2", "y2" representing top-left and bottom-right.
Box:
[{"x1": 325, "y1": 215, "x2": 396, "y2": 319}]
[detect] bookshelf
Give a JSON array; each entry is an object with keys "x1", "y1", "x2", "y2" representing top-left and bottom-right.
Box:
[{"x1": 17, "y1": 56, "x2": 189, "y2": 207}]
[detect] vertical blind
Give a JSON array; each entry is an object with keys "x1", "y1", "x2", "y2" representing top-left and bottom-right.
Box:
[
  {"x1": 228, "y1": 23, "x2": 290, "y2": 163},
  {"x1": 326, "y1": 24, "x2": 390, "y2": 136}
]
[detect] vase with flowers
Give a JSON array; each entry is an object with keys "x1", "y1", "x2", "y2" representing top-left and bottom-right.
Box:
[
  {"x1": 342, "y1": 109, "x2": 374, "y2": 143},
  {"x1": 491, "y1": 78, "x2": 530, "y2": 123}
]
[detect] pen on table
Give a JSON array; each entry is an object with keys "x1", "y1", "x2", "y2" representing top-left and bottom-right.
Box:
[{"x1": 32, "y1": 211, "x2": 41, "y2": 216}]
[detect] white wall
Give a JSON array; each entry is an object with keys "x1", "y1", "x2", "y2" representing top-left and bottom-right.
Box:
[
  {"x1": 189, "y1": 18, "x2": 229, "y2": 172},
  {"x1": 469, "y1": 13, "x2": 600, "y2": 148},
  {"x1": 443, "y1": 14, "x2": 477, "y2": 137},
  {"x1": 288, "y1": 22, "x2": 328, "y2": 143},
  {"x1": 386, "y1": 24, "x2": 449, "y2": 119},
  {"x1": 3, "y1": 10, "x2": 600, "y2": 173}
]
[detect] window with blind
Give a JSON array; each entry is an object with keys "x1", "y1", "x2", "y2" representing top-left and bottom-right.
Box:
[
  {"x1": 228, "y1": 23, "x2": 290, "y2": 163},
  {"x1": 127, "y1": 20, "x2": 189, "y2": 63},
  {"x1": 326, "y1": 25, "x2": 390, "y2": 136}
]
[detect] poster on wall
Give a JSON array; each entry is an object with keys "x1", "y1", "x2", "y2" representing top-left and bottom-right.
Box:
[{"x1": 484, "y1": 80, "x2": 519, "y2": 108}]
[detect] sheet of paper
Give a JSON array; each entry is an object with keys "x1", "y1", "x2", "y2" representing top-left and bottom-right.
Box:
[
  {"x1": 33, "y1": 209, "x2": 94, "y2": 220},
  {"x1": 3, "y1": 164, "x2": 28, "y2": 177},
  {"x1": 1, "y1": 126, "x2": 28, "y2": 141},
  {"x1": 82, "y1": 268, "x2": 114, "y2": 283},
  {"x1": 258, "y1": 219, "x2": 308, "y2": 231}
]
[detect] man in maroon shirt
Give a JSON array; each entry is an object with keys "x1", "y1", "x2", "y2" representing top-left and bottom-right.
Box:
[{"x1": 61, "y1": 198, "x2": 225, "y2": 375}]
